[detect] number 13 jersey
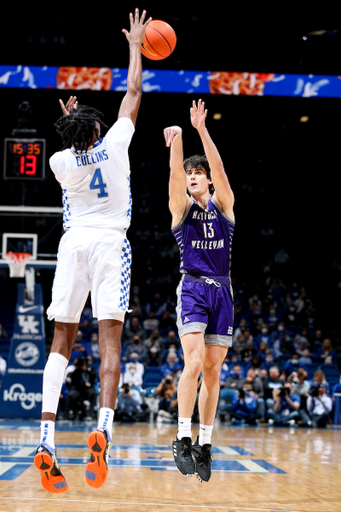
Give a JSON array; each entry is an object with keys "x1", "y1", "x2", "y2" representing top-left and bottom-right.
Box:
[
  {"x1": 172, "y1": 197, "x2": 234, "y2": 280},
  {"x1": 50, "y1": 117, "x2": 134, "y2": 232}
]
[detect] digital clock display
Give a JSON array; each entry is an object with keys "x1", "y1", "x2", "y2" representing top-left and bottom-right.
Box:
[{"x1": 3, "y1": 138, "x2": 46, "y2": 180}]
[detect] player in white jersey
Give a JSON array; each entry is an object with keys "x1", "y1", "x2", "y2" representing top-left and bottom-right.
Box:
[{"x1": 34, "y1": 9, "x2": 152, "y2": 493}]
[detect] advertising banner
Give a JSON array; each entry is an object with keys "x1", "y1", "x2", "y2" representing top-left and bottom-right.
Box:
[
  {"x1": 0, "y1": 284, "x2": 46, "y2": 418},
  {"x1": 1, "y1": 65, "x2": 341, "y2": 98}
]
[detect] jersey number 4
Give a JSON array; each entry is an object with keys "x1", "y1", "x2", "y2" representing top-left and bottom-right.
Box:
[{"x1": 90, "y1": 168, "x2": 108, "y2": 198}]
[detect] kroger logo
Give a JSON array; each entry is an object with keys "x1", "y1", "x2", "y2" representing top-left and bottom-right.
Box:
[
  {"x1": 14, "y1": 342, "x2": 40, "y2": 367},
  {"x1": 3, "y1": 383, "x2": 42, "y2": 410}
]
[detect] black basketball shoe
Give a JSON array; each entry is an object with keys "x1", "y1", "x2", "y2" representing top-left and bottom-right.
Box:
[
  {"x1": 192, "y1": 436, "x2": 212, "y2": 482},
  {"x1": 172, "y1": 436, "x2": 195, "y2": 476}
]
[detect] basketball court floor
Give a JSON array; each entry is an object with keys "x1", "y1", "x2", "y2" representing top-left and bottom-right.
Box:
[{"x1": 0, "y1": 420, "x2": 340, "y2": 512}]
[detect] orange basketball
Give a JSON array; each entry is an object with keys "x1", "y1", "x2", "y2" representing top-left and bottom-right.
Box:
[{"x1": 141, "y1": 20, "x2": 177, "y2": 60}]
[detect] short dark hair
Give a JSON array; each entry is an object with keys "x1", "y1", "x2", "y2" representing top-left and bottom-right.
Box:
[
  {"x1": 183, "y1": 154, "x2": 214, "y2": 194},
  {"x1": 54, "y1": 104, "x2": 108, "y2": 153}
]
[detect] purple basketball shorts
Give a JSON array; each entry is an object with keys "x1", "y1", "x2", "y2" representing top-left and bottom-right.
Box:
[{"x1": 176, "y1": 274, "x2": 234, "y2": 346}]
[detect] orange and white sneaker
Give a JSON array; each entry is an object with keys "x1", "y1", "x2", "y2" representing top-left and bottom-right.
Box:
[
  {"x1": 85, "y1": 430, "x2": 111, "y2": 489},
  {"x1": 34, "y1": 445, "x2": 68, "y2": 493}
]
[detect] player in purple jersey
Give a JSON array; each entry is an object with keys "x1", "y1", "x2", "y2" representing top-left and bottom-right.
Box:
[{"x1": 164, "y1": 99, "x2": 235, "y2": 482}]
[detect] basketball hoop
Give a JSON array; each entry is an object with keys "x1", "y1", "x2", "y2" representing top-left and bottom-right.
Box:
[{"x1": 4, "y1": 252, "x2": 33, "y2": 278}]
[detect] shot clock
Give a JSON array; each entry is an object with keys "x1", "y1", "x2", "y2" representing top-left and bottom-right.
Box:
[{"x1": 3, "y1": 138, "x2": 46, "y2": 180}]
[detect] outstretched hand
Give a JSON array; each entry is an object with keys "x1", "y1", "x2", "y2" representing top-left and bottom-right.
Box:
[
  {"x1": 190, "y1": 99, "x2": 208, "y2": 132},
  {"x1": 59, "y1": 96, "x2": 78, "y2": 116},
  {"x1": 122, "y1": 8, "x2": 152, "y2": 45},
  {"x1": 164, "y1": 126, "x2": 182, "y2": 147}
]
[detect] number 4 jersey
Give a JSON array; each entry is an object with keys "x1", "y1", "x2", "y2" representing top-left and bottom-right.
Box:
[
  {"x1": 172, "y1": 197, "x2": 234, "y2": 280},
  {"x1": 50, "y1": 117, "x2": 134, "y2": 232}
]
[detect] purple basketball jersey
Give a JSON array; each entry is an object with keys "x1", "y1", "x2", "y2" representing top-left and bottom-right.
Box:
[{"x1": 172, "y1": 197, "x2": 234, "y2": 279}]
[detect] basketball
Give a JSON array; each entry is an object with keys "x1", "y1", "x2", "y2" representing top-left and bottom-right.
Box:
[{"x1": 141, "y1": 20, "x2": 177, "y2": 60}]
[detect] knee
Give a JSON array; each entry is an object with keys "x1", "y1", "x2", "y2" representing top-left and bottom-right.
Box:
[
  {"x1": 184, "y1": 355, "x2": 203, "y2": 379},
  {"x1": 203, "y1": 362, "x2": 222, "y2": 383}
]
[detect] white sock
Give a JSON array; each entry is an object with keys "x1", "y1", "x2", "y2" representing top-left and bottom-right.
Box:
[
  {"x1": 40, "y1": 420, "x2": 55, "y2": 452},
  {"x1": 42, "y1": 352, "x2": 68, "y2": 415},
  {"x1": 97, "y1": 407, "x2": 114, "y2": 442},
  {"x1": 177, "y1": 417, "x2": 192, "y2": 440},
  {"x1": 199, "y1": 424, "x2": 213, "y2": 446}
]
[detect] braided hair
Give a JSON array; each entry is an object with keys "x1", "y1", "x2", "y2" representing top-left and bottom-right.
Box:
[{"x1": 54, "y1": 105, "x2": 108, "y2": 153}]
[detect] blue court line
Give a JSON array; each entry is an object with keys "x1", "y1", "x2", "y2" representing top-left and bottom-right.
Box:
[
  {"x1": 0, "y1": 443, "x2": 254, "y2": 456},
  {"x1": 251, "y1": 460, "x2": 287, "y2": 474}
]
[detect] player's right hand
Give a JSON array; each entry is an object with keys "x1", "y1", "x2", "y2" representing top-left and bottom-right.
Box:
[
  {"x1": 59, "y1": 96, "x2": 78, "y2": 115},
  {"x1": 164, "y1": 126, "x2": 182, "y2": 147}
]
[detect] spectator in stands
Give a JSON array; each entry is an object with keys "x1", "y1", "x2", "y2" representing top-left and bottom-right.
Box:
[
  {"x1": 145, "y1": 292, "x2": 164, "y2": 318},
  {"x1": 164, "y1": 330, "x2": 181, "y2": 350},
  {"x1": 78, "y1": 301, "x2": 93, "y2": 331},
  {"x1": 298, "y1": 349, "x2": 313, "y2": 366},
  {"x1": 315, "y1": 338, "x2": 337, "y2": 365},
  {"x1": 233, "y1": 333, "x2": 246, "y2": 355},
  {"x1": 225, "y1": 364, "x2": 244, "y2": 391},
  {"x1": 305, "y1": 383, "x2": 332, "y2": 427},
  {"x1": 311, "y1": 369, "x2": 330, "y2": 395},
  {"x1": 293, "y1": 327, "x2": 310, "y2": 354},
  {"x1": 240, "y1": 339, "x2": 257, "y2": 364},
  {"x1": 123, "y1": 352, "x2": 144, "y2": 387},
  {"x1": 70, "y1": 330, "x2": 89, "y2": 361},
  {"x1": 271, "y1": 321, "x2": 287, "y2": 345},
  {"x1": 289, "y1": 368, "x2": 310, "y2": 402},
  {"x1": 230, "y1": 388, "x2": 259, "y2": 425},
  {"x1": 158, "y1": 310, "x2": 175, "y2": 330},
  {"x1": 232, "y1": 319, "x2": 250, "y2": 344},
  {"x1": 115, "y1": 383, "x2": 149, "y2": 422},
  {"x1": 239, "y1": 368, "x2": 266, "y2": 421},
  {"x1": 282, "y1": 353, "x2": 302, "y2": 376},
  {"x1": 64, "y1": 357, "x2": 97, "y2": 420},
  {"x1": 144, "y1": 329, "x2": 164, "y2": 350},
  {"x1": 144, "y1": 345, "x2": 162, "y2": 367},
  {"x1": 142, "y1": 311, "x2": 160, "y2": 332},
  {"x1": 0, "y1": 354, "x2": 7, "y2": 376},
  {"x1": 311, "y1": 329, "x2": 323, "y2": 352},
  {"x1": 124, "y1": 335, "x2": 147, "y2": 361},
  {"x1": 245, "y1": 354, "x2": 263, "y2": 376},
  {"x1": 160, "y1": 351, "x2": 182, "y2": 377},
  {"x1": 267, "y1": 382, "x2": 300, "y2": 426},
  {"x1": 156, "y1": 373, "x2": 177, "y2": 421},
  {"x1": 265, "y1": 306, "x2": 282, "y2": 332},
  {"x1": 130, "y1": 293, "x2": 144, "y2": 319},
  {"x1": 283, "y1": 303, "x2": 300, "y2": 328},
  {"x1": 123, "y1": 316, "x2": 147, "y2": 344},
  {"x1": 0, "y1": 323, "x2": 8, "y2": 338},
  {"x1": 90, "y1": 332, "x2": 100, "y2": 360},
  {"x1": 263, "y1": 365, "x2": 285, "y2": 405},
  {"x1": 256, "y1": 324, "x2": 272, "y2": 349}
]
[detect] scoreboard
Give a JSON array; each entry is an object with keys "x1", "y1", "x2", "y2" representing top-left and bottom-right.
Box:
[{"x1": 3, "y1": 138, "x2": 46, "y2": 180}]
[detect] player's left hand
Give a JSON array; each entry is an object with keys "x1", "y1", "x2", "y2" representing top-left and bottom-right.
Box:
[
  {"x1": 190, "y1": 99, "x2": 208, "y2": 132},
  {"x1": 59, "y1": 96, "x2": 78, "y2": 115}
]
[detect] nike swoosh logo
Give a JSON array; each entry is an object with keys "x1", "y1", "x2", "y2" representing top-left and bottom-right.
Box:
[{"x1": 18, "y1": 305, "x2": 38, "y2": 313}]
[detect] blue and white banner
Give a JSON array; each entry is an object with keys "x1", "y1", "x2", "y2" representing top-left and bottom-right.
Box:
[
  {"x1": 0, "y1": 284, "x2": 46, "y2": 418},
  {"x1": 1, "y1": 65, "x2": 341, "y2": 98}
]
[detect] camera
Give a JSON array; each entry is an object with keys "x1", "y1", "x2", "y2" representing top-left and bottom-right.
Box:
[
  {"x1": 309, "y1": 386, "x2": 319, "y2": 397},
  {"x1": 279, "y1": 387, "x2": 290, "y2": 398},
  {"x1": 239, "y1": 389, "x2": 246, "y2": 399},
  {"x1": 165, "y1": 378, "x2": 172, "y2": 385}
]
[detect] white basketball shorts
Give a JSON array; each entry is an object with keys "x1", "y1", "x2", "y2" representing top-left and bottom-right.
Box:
[{"x1": 46, "y1": 227, "x2": 131, "y2": 323}]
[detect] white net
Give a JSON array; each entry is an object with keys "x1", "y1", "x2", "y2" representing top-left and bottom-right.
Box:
[{"x1": 4, "y1": 252, "x2": 32, "y2": 278}]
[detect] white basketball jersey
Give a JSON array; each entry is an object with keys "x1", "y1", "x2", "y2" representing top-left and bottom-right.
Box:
[{"x1": 50, "y1": 117, "x2": 135, "y2": 231}]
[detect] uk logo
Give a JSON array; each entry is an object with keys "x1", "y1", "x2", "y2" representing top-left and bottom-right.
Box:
[{"x1": 18, "y1": 315, "x2": 39, "y2": 334}]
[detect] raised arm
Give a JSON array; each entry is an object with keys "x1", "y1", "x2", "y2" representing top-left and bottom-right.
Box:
[
  {"x1": 164, "y1": 126, "x2": 190, "y2": 227},
  {"x1": 119, "y1": 9, "x2": 152, "y2": 125},
  {"x1": 191, "y1": 100, "x2": 234, "y2": 220}
]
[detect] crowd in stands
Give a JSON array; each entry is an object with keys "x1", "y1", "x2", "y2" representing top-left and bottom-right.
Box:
[{"x1": 55, "y1": 257, "x2": 341, "y2": 428}]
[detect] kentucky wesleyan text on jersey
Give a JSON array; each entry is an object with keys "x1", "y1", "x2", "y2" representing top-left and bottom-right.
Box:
[
  {"x1": 172, "y1": 197, "x2": 234, "y2": 278},
  {"x1": 49, "y1": 117, "x2": 134, "y2": 232}
]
